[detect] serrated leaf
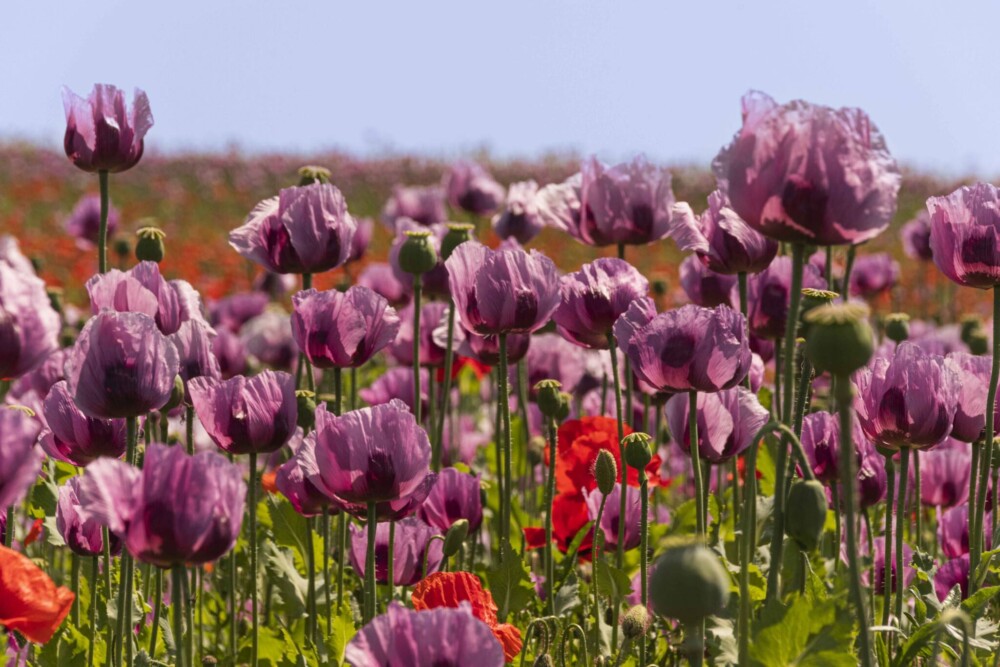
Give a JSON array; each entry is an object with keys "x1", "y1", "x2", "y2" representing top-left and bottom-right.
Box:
[
  {"x1": 264, "y1": 542, "x2": 309, "y2": 617},
  {"x1": 750, "y1": 587, "x2": 855, "y2": 667},
  {"x1": 486, "y1": 543, "x2": 534, "y2": 620},
  {"x1": 594, "y1": 559, "x2": 632, "y2": 604},
  {"x1": 554, "y1": 572, "x2": 582, "y2": 616}
]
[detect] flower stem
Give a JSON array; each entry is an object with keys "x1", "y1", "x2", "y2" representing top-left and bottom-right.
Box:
[
  {"x1": 336, "y1": 512, "x2": 347, "y2": 613},
  {"x1": 689, "y1": 391, "x2": 705, "y2": 536},
  {"x1": 172, "y1": 566, "x2": 186, "y2": 667},
  {"x1": 2, "y1": 507, "x2": 10, "y2": 547},
  {"x1": 913, "y1": 453, "x2": 922, "y2": 552},
  {"x1": 413, "y1": 275, "x2": 423, "y2": 425},
  {"x1": 322, "y1": 509, "x2": 331, "y2": 635},
  {"x1": 387, "y1": 520, "x2": 396, "y2": 606},
  {"x1": 249, "y1": 452, "x2": 259, "y2": 667},
  {"x1": 185, "y1": 405, "x2": 194, "y2": 455},
  {"x1": 544, "y1": 418, "x2": 557, "y2": 615},
  {"x1": 895, "y1": 448, "x2": 910, "y2": 626},
  {"x1": 98, "y1": 170, "x2": 109, "y2": 274},
  {"x1": 638, "y1": 471, "x2": 649, "y2": 666},
  {"x1": 766, "y1": 242, "x2": 805, "y2": 602},
  {"x1": 882, "y1": 456, "x2": 895, "y2": 627},
  {"x1": 364, "y1": 502, "x2": 378, "y2": 623},
  {"x1": 738, "y1": 436, "x2": 760, "y2": 666},
  {"x1": 606, "y1": 333, "x2": 627, "y2": 564},
  {"x1": 592, "y1": 496, "x2": 608, "y2": 645},
  {"x1": 305, "y1": 516, "x2": 317, "y2": 643},
  {"x1": 972, "y1": 287, "x2": 1000, "y2": 576},
  {"x1": 87, "y1": 556, "x2": 99, "y2": 667},
  {"x1": 149, "y1": 566, "x2": 162, "y2": 658},
  {"x1": 498, "y1": 333, "x2": 513, "y2": 561},
  {"x1": 434, "y1": 299, "x2": 457, "y2": 470}
]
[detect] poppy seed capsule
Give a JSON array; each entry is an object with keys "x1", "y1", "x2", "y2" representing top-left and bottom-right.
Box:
[
  {"x1": 623, "y1": 432, "x2": 653, "y2": 470},
  {"x1": 804, "y1": 302, "x2": 874, "y2": 377},
  {"x1": 534, "y1": 379, "x2": 564, "y2": 418},
  {"x1": 399, "y1": 231, "x2": 439, "y2": 275},
  {"x1": 442, "y1": 519, "x2": 470, "y2": 558},
  {"x1": 884, "y1": 313, "x2": 910, "y2": 344},
  {"x1": 798, "y1": 288, "x2": 838, "y2": 338},
  {"x1": 135, "y1": 227, "x2": 166, "y2": 263},
  {"x1": 295, "y1": 390, "x2": 316, "y2": 431},
  {"x1": 594, "y1": 450, "x2": 618, "y2": 495},
  {"x1": 650, "y1": 540, "x2": 730, "y2": 624},
  {"x1": 297, "y1": 165, "x2": 331, "y2": 186},
  {"x1": 785, "y1": 480, "x2": 828, "y2": 552},
  {"x1": 441, "y1": 223, "x2": 475, "y2": 261}
]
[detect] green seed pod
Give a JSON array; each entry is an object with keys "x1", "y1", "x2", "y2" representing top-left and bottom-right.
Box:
[
  {"x1": 804, "y1": 302, "x2": 874, "y2": 377},
  {"x1": 441, "y1": 223, "x2": 475, "y2": 261},
  {"x1": 162, "y1": 375, "x2": 186, "y2": 412},
  {"x1": 296, "y1": 390, "x2": 316, "y2": 431},
  {"x1": 594, "y1": 449, "x2": 618, "y2": 495},
  {"x1": 968, "y1": 330, "x2": 990, "y2": 356},
  {"x1": 623, "y1": 432, "x2": 653, "y2": 470},
  {"x1": 650, "y1": 539, "x2": 730, "y2": 625},
  {"x1": 883, "y1": 313, "x2": 910, "y2": 344},
  {"x1": 960, "y1": 315, "x2": 983, "y2": 345},
  {"x1": 399, "y1": 231, "x2": 439, "y2": 275},
  {"x1": 535, "y1": 379, "x2": 564, "y2": 418},
  {"x1": 297, "y1": 165, "x2": 331, "y2": 186},
  {"x1": 135, "y1": 227, "x2": 166, "y2": 264},
  {"x1": 798, "y1": 288, "x2": 839, "y2": 338},
  {"x1": 785, "y1": 480, "x2": 828, "y2": 552},
  {"x1": 621, "y1": 604, "x2": 650, "y2": 639},
  {"x1": 442, "y1": 519, "x2": 470, "y2": 558}
]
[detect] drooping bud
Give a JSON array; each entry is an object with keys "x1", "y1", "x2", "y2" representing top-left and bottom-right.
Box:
[
  {"x1": 883, "y1": 313, "x2": 910, "y2": 344},
  {"x1": 440, "y1": 223, "x2": 475, "y2": 261},
  {"x1": 135, "y1": 226, "x2": 166, "y2": 263},
  {"x1": 399, "y1": 231, "x2": 439, "y2": 275},
  {"x1": 297, "y1": 165, "x2": 331, "y2": 186},
  {"x1": 621, "y1": 604, "x2": 650, "y2": 639},
  {"x1": 804, "y1": 302, "x2": 874, "y2": 377},
  {"x1": 785, "y1": 480, "x2": 828, "y2": 552},
  {"x1": 296, "y1": 390, "x2": 316, "y2": 431},
  {"x1": 650, "y1": 539, "x2": 729, "y2": 624},
  {"x1": 443, "y1": 519, "x2": 470, "y2": 558},
  {"x1": 623, "y1": 432, "x2": 653, "y2": 470},
  {"x1": 594, "y1": 449, "x2": 618, "y2": 495}
]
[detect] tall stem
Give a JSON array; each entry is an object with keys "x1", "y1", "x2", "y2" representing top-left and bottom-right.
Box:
[
  {"x1": 98, "y1": 170, "x2": 109, "y2": 274},
  {"x1": 249, "y1": 452, "x2": 259, "y2": 667},
  {"x1": 412, "y1": 276, "x2": 423, "y2": 425},
  {"x1": 172, "y1": 566, "x2": 186, "y2": 667},
  {"x1": 305, "y1": 516, "x2": 317, "y2": 643},
  {"x1": 972, "y1": 287, "x2": 1000, "y2": 575},
  {"x1": 738, "y1": 437, "x2": 760, "y2": 667},
  {"x1": 434, "y1": 300, "x2": 456, "y2": 470},
  {"x1": 149, "y1": 567, "x2": 162, "y2": 658},
  {"x1": 544, "y1": 419, "x2": 557, "y2": 615},
  {"x1": 606, "y1": 333, "x2": 627, "y2": 565},
  {"x1": 387, "y1": 521, "x2": 396, "y2": 606},
  {"x1": 895, "y1": 449, "x2": 910, "y2": 626},
  {"x1": 2, "y1": 507, "x2": 10, "y2": 547},
  {"x1": 364, "y1": 503, "x2": 378, "y2": 623},
  {"x1": 185, "y1": 405, "x2": 194, "y2": 455},
  {"x1": 87, "y1": 557, "x2": 99, "y2": 667},
  {"x1": 913, "y1": 453, "x2": 922, "y2": 552},
  {"x1": 836, "y1": 380, "x2": 873, "y2": 667},
  {"x1": 336, "y1": 512, "x2": 347, "y2": 612},
  {"x1": 322, "y1": 509, "x2": 331, "y2": 635},
  {"x1": 882, "y1": 457, "x2": 895, "y2": 627},
  {"x1": 498, "y1": 333, "x2": 513, "y2": 560},
  {"x1": 591, "y1": 497, "x2": 608, "y2": 644},
  {"x1": 766, "y1": 243, "x2": 804, "y2": 602},
  {"x1": 638, "y1": 472, "x2": 649, "y2": 666},
  {"x1": 689, "y1": 391, "x2": 705, "y2": 536}
]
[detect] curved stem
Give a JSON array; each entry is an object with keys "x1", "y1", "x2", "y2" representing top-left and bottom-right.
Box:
[
  {"x1": 606, "y1": 333, "x2": 627, "y2": 563},
  {"x1": 638, "y1": 473, "x2": 649, "y2": 666},
  {"x1": 545, "y1": 419, "x2": 557, "y2": 615},
  {"x1": 98, "y1": 170, "x2": 109, "y2": 274}
]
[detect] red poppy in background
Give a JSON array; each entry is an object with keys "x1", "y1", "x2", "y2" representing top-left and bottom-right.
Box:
[
  {"x1": 22, "y1": 519, "x2": 43, "y2": 547},
  {"x1": 0, "y1": 545, "x2": 75, "y2": 644},
  {"x1": 552, "y1": 416, "x2": 663, "y2": 495},
  {"x1": 436, "y1": 355, "x2": 491, "y2": 383},
  {"x1": 412, "y1": 571, "x2": 522, "y2": 662},
  {"x1": 524, "y1": 491, "x2": 593, "y2": 556}
]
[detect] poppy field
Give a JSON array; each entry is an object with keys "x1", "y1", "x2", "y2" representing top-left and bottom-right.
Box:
[{"x1": 2, "y1": 83, "x2": 1000, "y2": 667}]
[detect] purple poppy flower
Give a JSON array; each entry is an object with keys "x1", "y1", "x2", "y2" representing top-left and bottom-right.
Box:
[
  {"x1": 39, "y1": 380, "x2": 127, "y2": 466},
  {"x1": 665, "y1": 387, "x2": 769, "y2": 463},
  {"x1": 65, "y1": 194, "x2": 120, "y2": 247},
  {"x1": 9, "y1": 349, "x2": 68, "y2": 402},
  {"x1": 76, "y1": 442, "x2": 245, "y2": 566},
  {"x1": 359, "y1": 367, "x2": 429, "y2": 415},
  {"x1": 212, "y1": 328, "x2": 248, "y2": 380},
  {"x1": 275, "y1": 430, "x2": 338, "y2": 517},
  {"x1": 444, "y1": 161, "x2": 505, "y2": 216},
  {"x1": 581, "y1": 387, "x2": 644, "y2": 424},
  {"x1": 291, "y1": 287, "x2": 400, "y2": 370},
  {"x1": 583, "y1": 483, "x2": 643, "y2": 552},
  {"x1": 616, "y1": 301, "x2": 751, "y2": 394},
  {"x1": 800, "y1": 411, "x2": 867, "y2": 485},
  {"x1": 0, "y1": 263, "x2": 61, "y2": 381},
  {"x1": 713, "y1": 90, "x2": 900, "y2": 246},
  {"x1": 389, "y1": 219, "x2": 451, "y2": 298},
  {"x1": 311, "y1": 400, "x2": 432, "y2": 506},
  {"x1": 86, "y1": 261, "x2": 206, "y2": 336},
  {"x1": 229, "y1": 183, "x2": 357, "y2": 275},
  {"x1": 382, "y1": 185, "x2": 448, "y2": 229},
  {"x1": 418, "y1": 468, "x2": 483, "y2": 532},
  {"x1": 553, "y1": 258, "x2": 649, "y2": 350},
  {"x1": 855, "y1": 342, "x2": 960, "y2": 450},
  {"x1": 170, "y1": 320, "x2": 221, "y2": 392},
  {"x1": 240, "y1": 309, "x2": 297, "y2": 371},
  {"x1": 64, "y1": 311, "x2": 180, "y2": 419},
  {"x1": 441, "y1": 414, "x2": 490, "y2": 468},
  {"x1": 902, "y1": 210, "x2": 934, "y2": 262},
  {"x1": 390, "y1": 301, "x2": 448, "y2": 367},
  {"x1": 450, "y1": 325, "x2": 529, "y2": 367},
  {"x1": 349, "y1": 217, "x2": 374, "y2": 263},
  {"x1": 0, "y1": 407, "x2": 43, "y2": 510},
  {"x1": 56, "y1": 477, "x2": 121, "y2": 557},
  {"x1": 208, "y1": 293, "x2": 269, "y2": 333},
  {"x1": 742, "y1": 255, "x2": 825, "y2": 339},
  {"x1": 927, "y1": 183, "x2": 1000, "y2": 289},
  {"x1": 492, "y1": 180, "x2": 544, "y2": 243},
  {"x1": 938, "y1": 504, "x2": 991, "y2": 558},
  {"x1": 345, "y1": 602, "x2": 505, "y2": 667},
  {"x1": 944, "y1": 351, "x2": 999, "y2": 443},
  {"x1": 918, "y1": 441, "x2": 971, "y2": 508},
  {"x1": 62, "y1": 84, "x2": 153, "y2": 173},
  {"x1": 857, "y1": 440, "x2": 888, "y2": 509},
  {"x1": 679, "y1": 255, "x2": 737, "y2": 308},
  {"x1": 521, "y1": 333, "x2": 587, "y2": 396},
  {"x1": 333, "y1": 474, "x2": 439, "y2": 523},
  {"x1": 935, "y1": 554, "x2": 970, "y2": 601},
  {"x1": 348, "y1": 517, "x2": 443, "y2": 586},
  {"x1": 670, "y1": 191, "x2": 778, "y2": 274},
  {"x1": 446, "y1": 242, "x2": 560, "y2": 336},
  {"x1": 908, "y1": 321, "x2": 967, "y2": 357},
  {"x1": 188, "y1": 370, "x2": 297, "y2": 455},
  {"x1": 358, "y1": 263, "x2": 410, "y2": 307},
  {"x1": 849, "y1": 253, "x2": 900, "y2": 299}
]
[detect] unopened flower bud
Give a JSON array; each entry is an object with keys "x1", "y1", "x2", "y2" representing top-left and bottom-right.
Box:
[
  {"x1": 399, "y1": 231, "x2": 438, "y2": 275},
  {"x1": 135, "y1": 226, "x2": 166, "y2": 263},
  {"x1": 621, "y1": 604, "x2": 650, "y2": 639},
  {"x1": 785, "y1": 480, "x2": 828, "y2": 552},
  {"x1": 535, "y1": 379, "x2": 564, "y2": 418},
  {"x1": 443, "y1": 519, "x2": 470, "y2": 558},
  {"x1": 804, "y1": 303, "x2": 874, "y2": 377},
  {"x1": 162, "y1": 375, "x2": 186, "y2": 412},
  {"x1": 968, "y1": 330, "x2": 990, "y2": 356},
  {"x1": 296, "y1": 390, "x2": 316, "y2": 431},
  {"x1": 623, "y1": 432, "x2": 653, "y2": 470},
  {"x1": 441, "y1": 223, "x2": 475, "y2": 261},
  {"x1": 884, "y1": 313, "x2": 910, "y2": 344},
  {"x1": 297, "y1": 165, "x2": 331, "y2": 186},
  {"x1": 594, "y1": 449, "x2": 618, "y2": 495},
  {"x1": 650, "y1": 539, "x2": 729, "y2": 624}
]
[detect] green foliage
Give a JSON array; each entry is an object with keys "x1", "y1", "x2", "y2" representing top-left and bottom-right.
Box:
[{"x1": 487, "y1": 543, "x2": 535, "y2": 620}]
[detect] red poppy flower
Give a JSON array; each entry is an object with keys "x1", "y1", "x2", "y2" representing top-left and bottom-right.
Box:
[
  {"x1": 411, "y1": 571, "x2": 522, "y2": 662},
  {"x1": 260, "y1": 470, "x2": 278, "y2": 495},
  {"x1": 0, "y1": 545, "x2": 75, "y2": 644},
  {"x1": 551, "y1": 416, "x2": 663, "y2": 496},
  {"x1": 524, "y1": 491, "x2": 593, "y2": 556},
  {"x1": 22, "y1": 519, "x2": 44, "y2": 547},
  {"x1": 435, "y1": 355, "x2": 491, "y2": 382}
]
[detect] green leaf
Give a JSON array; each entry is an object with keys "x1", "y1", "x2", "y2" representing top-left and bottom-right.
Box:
[
  {"x1": 264, "y1": 542, "x2": 309, "y2": 617},
  {"x1": 266, "y1": 497, "x2": 311, "y2": 567},
  {"x1": 594, "y1": 559, "x2": 632, "y2": 604},
  {"x1": 749, "y1": 586, "x2": 855, "y2": 666},
  {"x1": 554, "y1": 572, "x2": 582, "y2": 616},
  {"x1": 29, "y1": 475, "x2": 59, "y2": 518},
  {"x1": 324, "y1": 609, "x2": 355, "y2": 665},
  {"x1": 961, "y1": 585, "x2": 1000, "y2": 618},
  {"x1": 486, "y1": 544, "x2": 535, "y2": 620},
  {"x1": 36, "y1": 624, "x2": 91, "y2": 667}
]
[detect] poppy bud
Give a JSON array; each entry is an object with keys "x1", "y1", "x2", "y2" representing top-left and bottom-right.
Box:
[
  {"x1": 785, "y1": 480, "x2": 827, "y2": 552},
  {"x1": 621, "y1": 604, "x2": 650, "y2": 639},
  {"x1": 594, "y1": 449, "x2": 618, "y2": 495},
  {"x1": 135, "y1": 226, "x2": 166, "y2": 263},
  {"x1": 884, "y1": 313, "x2": 910, "y2": 344},
  {"x1": 650, "y1": 539, "x2": 729, "y2": 624},
  {"x1": 162, "y1": 375, "x2": 186, "y2": 412},
  {"x1": 960, "y1": 316, "x2": 983, "y2": 346},
  {"x1": 296, "y1": 390, "x2": 316, "y2": 431},
  {"x1": 623, "y1": 432, "x2": 653, "y2": 470},
  {"x1": 297, "y1": 165, "x2": 331, "y2": 186},
  {"x1": 113, "y1": 237, "x2": 131, "y2": 261},
  {"x1": 804, "y1": 303, "x2": 874, "y2": 377},
  {"x1": 534, "y1": 379, "x2": 564, "y2": 418},
  {"x1": 442, "y1": 519, "x2": 469, "y2": 558},
  {"x1": 441, "y1": 223, "x2": 475, "y2": 261},
  {"x1": 399, "y1": 231, "x2": 439, "y2": 275},
  {"x1": 652, "y1": 279, "x2": 668, "y2": 297},
  {"x1": 969, "y1": 330, "x2": 990, "y2": 356}
]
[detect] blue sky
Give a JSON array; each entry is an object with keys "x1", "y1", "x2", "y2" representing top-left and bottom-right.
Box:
[{"x1": 3, "y1": 1, "x2": 999, "y2": 175}]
